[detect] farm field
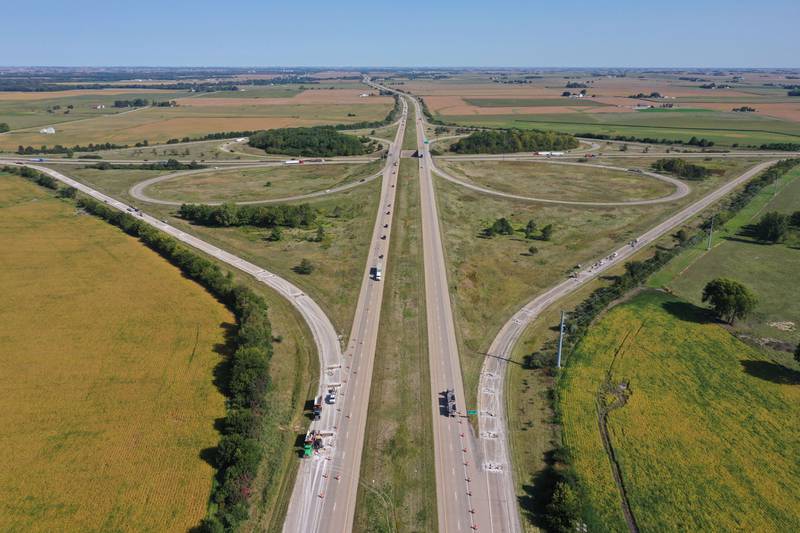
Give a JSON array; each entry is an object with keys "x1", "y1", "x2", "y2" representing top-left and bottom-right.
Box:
[
  {"x1": 396, "y1": 72, "x2": 800, "y2": 147},
  {"x1": 0, "y1": 173, "x2": 233, "y2": 532},
  {"x1": 0, "y1": 88, "x2": 186, "y2": 131},
  {"x1": 560, "y1": 290, "x2": 800, "y2": 531},
  {"x1": 435, "y1": 159, "x2": 675, "y2": 202},
  {"x1": 653, "y1": 165, "x2": 800, "y2": 345},
  {"x1": 433, "y1": 156, "x2": 765, "y2": 406},
  {"x1": 354, "y1": 159, "x2": 436, "y2": 533},
  {"x1": 148, "y1": 160, "x2": 382, "y2": 203},
  {"x1": 0, "y1": 90, "x2": 394, "y2": 151}
]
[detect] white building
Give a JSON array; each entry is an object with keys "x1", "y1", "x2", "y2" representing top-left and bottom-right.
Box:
[{"x1": 39, "y1": 127, "x2": 56, "y2": 134}]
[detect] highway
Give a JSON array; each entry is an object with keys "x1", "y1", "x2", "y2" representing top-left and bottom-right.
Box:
[
  {"x1": 282, "y1": 96, "x2": 408, "y2": 533},
  {"x1": 407, "y1": 93, "x2": 511, "y2": 533}
]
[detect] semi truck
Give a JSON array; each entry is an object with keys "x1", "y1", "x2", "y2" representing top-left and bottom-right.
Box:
[
  {"x1": 370, "y1": 265, "x2": 382, "y2": 281},
  {"x1": 445, "y1": 389, "x2": 457, "y2": 417}
]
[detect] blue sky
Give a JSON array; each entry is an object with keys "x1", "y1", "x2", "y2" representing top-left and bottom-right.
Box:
[{"x1": 3, "y1": 0, "x2": 798, "y2": 67}]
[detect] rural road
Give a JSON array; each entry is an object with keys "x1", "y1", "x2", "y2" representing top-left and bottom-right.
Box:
[
  {"x1": 431, "y1": 158, "x2": 691, "y2": 206},
  {"x1": 128, "y1": 159, "x2": 384, "y2": 206},
  {"x1": 475, "y1": 158, "x2": 777, "y2": 530},
  {"x1": 282, "y1": 96, "x2": 409, "y2": 533}
]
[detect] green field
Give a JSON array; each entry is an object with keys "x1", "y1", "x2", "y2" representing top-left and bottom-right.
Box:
[
  {"x1": 652, "y1": 166, "x2": 800, "y2": 345},
  {"x1": 0, "y1": 173, "x2": 232, "y2": 532},
  {"x1": 463, "y1": 98, "x2": 609, "y2": 108},
  {"x1": 560, "y1": 290, "x2": 800, "y2": 531},
  {"x1": 441, "y1": 111, "x2": 800, "y2": 147},
  {"x1": 354, "y1": 159, "x2": 436, "y2": 532},
  {"x1": 436, "y1": 160, "x2": 675, "y2": 202},
  {"x1": 148, "y1": 161, "x2": 382, "y2": 203},
  {"x1": 433, "y1": 157, "x2": 765, "y2": 406}
]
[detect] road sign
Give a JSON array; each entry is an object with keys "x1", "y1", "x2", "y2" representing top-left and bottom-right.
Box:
[
  {"x1": 467, "y1": 409, "x2": 478, "y2": 415},
  {"x1": 423, "y1": 139, "x2": 429, "y2": 144}
]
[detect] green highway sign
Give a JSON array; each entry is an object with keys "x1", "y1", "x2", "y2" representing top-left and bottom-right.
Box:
[{"x1": 466, "y1": 409, "x2": 478, "y2": 415}]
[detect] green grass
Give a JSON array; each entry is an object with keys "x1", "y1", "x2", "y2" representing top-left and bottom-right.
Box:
[
  {"x1": 560, "y1": 290, "x2": 800, "y2": 532},
  {"x1": 463, "y1": 98, "x2": 609, "y2": 108},
  {"x1": 148, "y1": 161, "x2": 382, "y2": 203},
  {"x1": 403, "y1": 102, "x2": 417, "y2": 151},
  {"x1": 436, "y1": 159, "x2": 675, "y2": 202},
  {"x1": 354, "y1": 158, "x2": 436, "y2": 533},
  {"x1": 653, "y1": 167, "x2": 800, "y2": 345}
]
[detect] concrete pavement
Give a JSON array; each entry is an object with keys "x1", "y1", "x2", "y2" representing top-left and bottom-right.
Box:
[{"x1": 282, "y1": 97, "x2": 409, "y2": 533}]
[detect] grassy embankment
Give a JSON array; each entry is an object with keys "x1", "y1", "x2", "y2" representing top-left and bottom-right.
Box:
[
  {"x1": 560, "y1": 290, "x2": 800, "y2": 531},
  {"x1": 354, "y1": 158, "x2": 437, "y2": 532},
  {"x1": 0, "y1": 173, "x2": 231, "y2": 532}
]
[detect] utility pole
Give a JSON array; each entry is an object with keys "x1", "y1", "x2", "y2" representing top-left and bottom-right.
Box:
[
  {"x1": 556, "y1": 311, "x2": 566, "y2": 369},
  {"x1": 706, "y1": 215, "x2": 714, "y2": 251}
]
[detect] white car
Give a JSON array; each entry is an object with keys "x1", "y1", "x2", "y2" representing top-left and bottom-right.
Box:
[{"x1": 326, "y1": 391, "x2": 337, "y2": 404}]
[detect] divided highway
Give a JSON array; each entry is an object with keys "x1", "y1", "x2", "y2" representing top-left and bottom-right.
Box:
[
  {"x1": 282, "y1": 97, "x2": 409, "y2": 532},
  {"x1": 409, "y1": 94, "x2": 514, "y2": 533}
]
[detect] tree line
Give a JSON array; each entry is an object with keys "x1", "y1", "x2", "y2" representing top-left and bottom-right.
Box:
[
  {"x1": 450, "y1": 129, "x2": 579, "y2": 154},
  {"x1": 651, "y1": 158, "x2": 711, "y2": 180},
  {"x1": 179, "y1": 202, "x2": 317, "y2": 229},
  {"x1": 248, "y1": 126, "x2": 371, "y2": 157},
  {"x1": 113, "y1": 98, "x2": 149, "y2": 108},
  {"x1": 578, "y1": 132, "x2": 715, "y2": 147},
  {"x1": 2, "y1": 164, "x2": 59, "y2": 189},
  {"x1": 89, "y1": 159, "x2": 205, "y2": 171},
  {"x1": 759, "y1": 142, "x2": 800, "y2": 151},
  {"x1": 16, "y1": 141, "x2": 130, "y2": 155}
]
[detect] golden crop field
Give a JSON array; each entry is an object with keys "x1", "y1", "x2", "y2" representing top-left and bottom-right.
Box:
[
  {"x1": 0, "y1": 174, "x2": 233, "y2": 532},
  {"x1": 560, "y1": 290, "x2": 800, "y2": 531}
]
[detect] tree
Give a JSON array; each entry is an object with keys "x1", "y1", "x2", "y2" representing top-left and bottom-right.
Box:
[
  {"x1": 295, "y1": 258, "x2": 315, "y2": 275},
  {"x1": 702, "y1": 278, "x2": 757, "y2": 324},
  {"x1": 486, "y1": 217, "x2": 513, "y2": 237},
  {"x1": 524, "y1": 219, "x2": 537, "y2": 239},
  {"x1": 789, "y1": 210, "x2": 800, "y2": 228},
  {"x1": 540, "y1": 224, "x2": 554, "y2": 241},
  {"x1": 314, "y1": 225, "x2": 325, "y2": 242},
  {"x1": 795, "y1": 343, "x2": 800, "y2": 364},
  {"x1": 528, "y1": 246, "x2": 538, "y2": 255},
  {"x1": 675, "y1": 229, "x2": 689, "y2": 243},
  {"x1": 753, "y1": 211, "x2": 789, "y2": 243},
  {"x1": 545, "y1": 481, "x2": 580, "y2": 533},
  {"x1": 267, "y1": 227, "x2": 282, "y2": 242}
]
